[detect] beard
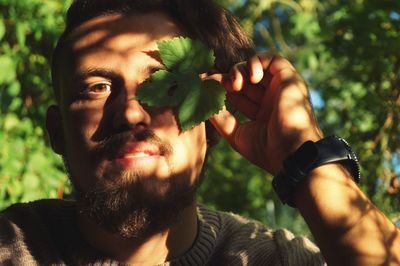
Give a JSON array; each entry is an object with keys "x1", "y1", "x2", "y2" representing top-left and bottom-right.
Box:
[{"x1": 63, "y1": 129, "x2": 199, "y2": 239}]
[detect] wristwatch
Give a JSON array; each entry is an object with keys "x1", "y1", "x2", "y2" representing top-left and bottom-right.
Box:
[{"x1": 272, "y1": 135, "x2": 360, "y2": 207}]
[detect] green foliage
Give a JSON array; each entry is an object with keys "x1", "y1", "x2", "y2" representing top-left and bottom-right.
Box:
[
  {"x1": 1, "y1": 0, "x2": 399, "y2": 237},
  {"x1": 283, "y1": 0, "x2": 400, "y2": 217},
  {"x1": 0, "y1": 113, "x2": 71, "y2": 210},
  {"x1": 0, "y1": 0, "x2": 72, "y2": 209},
  {"x1": 335, "y1": 3, "x2": 399, "y2": 214},
  {"x1": 136, "y1": 37, "x2": 226, "y2": 131}
]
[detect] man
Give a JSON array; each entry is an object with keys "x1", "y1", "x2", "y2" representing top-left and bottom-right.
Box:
[{"x1": 0, "y1": 0, "x2": 399, "y2": 265}]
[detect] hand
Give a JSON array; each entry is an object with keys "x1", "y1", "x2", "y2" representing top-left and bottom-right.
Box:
[
  {"x1": 207, "y1": 53, "x2": 400, "y2": 266},
  {"x1": 208, "y1": 53, "x2": 323, "y2": 175}
]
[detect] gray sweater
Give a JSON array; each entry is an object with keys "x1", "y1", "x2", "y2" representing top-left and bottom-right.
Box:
[{"x1": 0, "y1": 199, "x2": 325, "y2": 265}]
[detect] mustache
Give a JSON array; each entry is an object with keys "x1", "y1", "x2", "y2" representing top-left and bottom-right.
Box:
[{"x1": 92, "y1": 129, "x2": 173, "y2": 159}]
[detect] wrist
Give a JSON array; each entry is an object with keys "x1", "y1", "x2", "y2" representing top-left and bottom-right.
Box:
[
  {"x1": 273, "y1": 131, "x2": 323, "y2": 175},
  {"x1": 272, "y1": 135, "x2": 360, "y2": 207}
]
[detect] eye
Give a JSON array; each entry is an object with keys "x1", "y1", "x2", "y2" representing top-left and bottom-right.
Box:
[{"x1": 80, "y1": 82, "x2": 112, "y2": 98}]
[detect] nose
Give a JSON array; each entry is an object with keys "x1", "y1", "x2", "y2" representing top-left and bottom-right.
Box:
[{"x1": 112, "y1": 90, "x2": 151, "y2": 131}]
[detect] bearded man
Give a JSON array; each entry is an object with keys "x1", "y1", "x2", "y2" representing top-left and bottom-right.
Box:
[{"x1": 0, "y1": 0, "x2": 399, "y2": 265}]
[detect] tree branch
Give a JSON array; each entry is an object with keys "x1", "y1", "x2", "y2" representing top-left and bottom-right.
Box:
[
  {"x1": 259, "y1": 25, "x2": 278, "y2": 52},
  {"x1": 267, "y1": 4, "x2": 292, "y2": 56}
]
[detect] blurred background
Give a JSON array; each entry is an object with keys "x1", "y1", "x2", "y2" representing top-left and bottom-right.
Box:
[{"x1": 0, "y1": 0, "x2": 399, "y2": 236}]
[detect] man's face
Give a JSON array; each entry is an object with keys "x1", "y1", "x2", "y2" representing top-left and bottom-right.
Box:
[{"x1": 51, "y1": 12, "x2": 208, "y2": 236}]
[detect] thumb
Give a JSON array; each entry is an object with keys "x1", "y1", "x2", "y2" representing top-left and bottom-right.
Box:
[{"x1": 208, "y1": 107, "x2": 239, "y2": 146}]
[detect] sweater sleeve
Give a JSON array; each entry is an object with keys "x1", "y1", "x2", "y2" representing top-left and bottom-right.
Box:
[{"x1": 273, "y1": 228, "x2": 326, "y2": 266}]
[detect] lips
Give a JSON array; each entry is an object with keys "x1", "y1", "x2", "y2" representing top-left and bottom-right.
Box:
[{"x1": 116, "y1": 141, "x2": 161, "y2": 159}]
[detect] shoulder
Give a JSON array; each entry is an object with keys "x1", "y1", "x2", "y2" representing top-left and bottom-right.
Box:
[
  {"x1": 0, "y1": 199, "x2": 76, "y2": 244},
  {"x1": 0, "y1": 199, "x2": 76, "y2": 264},
  {"x1": 0, "y1": 199, "x2": 75, "y2": 225},
  {"x1": 198, "y1": 205, "x2": 275, "y2": 247},
  {"x1": 198, "y1": 205, "x2": 326, "y2": 266}
]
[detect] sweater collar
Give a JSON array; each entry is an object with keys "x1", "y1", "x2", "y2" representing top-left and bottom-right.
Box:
[{"x1": 163, "y1": 205, "x2": 221, "y2": 265}]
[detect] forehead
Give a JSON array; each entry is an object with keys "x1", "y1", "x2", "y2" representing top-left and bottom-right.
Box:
[{"x1": 69, "y1": 12, "x2": 184, "y2": 53}]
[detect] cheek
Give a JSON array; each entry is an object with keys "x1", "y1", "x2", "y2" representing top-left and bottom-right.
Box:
[
  {"x1": 162, "y1": 124, "x2": 207, "y2": 178},
  {"x1": 62, "y1": 105, "x2": 109, "y2": 189},
  {"x1": 152, "y1": 110, "x2": 207, "y2": 174},
  {"x1": 63, "y1": 103, "x2": 106, "y2": 150}
]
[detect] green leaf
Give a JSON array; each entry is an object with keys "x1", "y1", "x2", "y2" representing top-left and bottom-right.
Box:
[
  {"x1": 135, "y1": 37, "x2": 225, "y2": 131},
  {"x1": 157, "y1": 36, "x2": 215, "y2": 74},
  {"x1": 179, "y1": 79, "x2": 225, "y2": 131},
  {"x1": 135, "y1": 70, "x2": 181, "y2": 107}
]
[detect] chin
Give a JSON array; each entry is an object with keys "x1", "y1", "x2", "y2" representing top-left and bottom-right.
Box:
[{"x1": 76, "y1": 167, "x2": 198, "y2": 238}]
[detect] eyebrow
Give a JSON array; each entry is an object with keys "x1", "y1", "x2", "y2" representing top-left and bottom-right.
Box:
[
  {"x1": 73, "y1": 68, "x2": 121, "y2": 82},
  {"x1": 73, "y1": 65, "x2": 165, "y2": 83}
]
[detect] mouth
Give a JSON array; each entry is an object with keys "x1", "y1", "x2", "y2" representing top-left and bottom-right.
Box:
[
  {"x1": 123, "y1": 152, "x2": 157, "y2": 158},
  {"x1": 114, "y1": 141, "x2": 162, "y2": 167}
]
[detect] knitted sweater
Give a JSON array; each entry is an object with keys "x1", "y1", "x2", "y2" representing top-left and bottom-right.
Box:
[{"x1": 0, "y1": 199, "x2": 326, "y2": 265}]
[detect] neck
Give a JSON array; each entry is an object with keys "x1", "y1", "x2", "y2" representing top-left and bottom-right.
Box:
[{"x1": 77, "y1": 203, "x2": 198, "y2": 265}]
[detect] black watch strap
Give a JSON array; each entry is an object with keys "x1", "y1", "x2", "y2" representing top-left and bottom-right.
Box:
[{"x1": 272, "y1": 135, "x2": 360, "y2": 207}]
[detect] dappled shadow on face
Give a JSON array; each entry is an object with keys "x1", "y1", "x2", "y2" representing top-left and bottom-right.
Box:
[
  {"x1": 65, "y1": 13, "x2": 183, "y2": 68},
  {"x1": 59, "y1": 12, "x2": 210, "y2": 243}
]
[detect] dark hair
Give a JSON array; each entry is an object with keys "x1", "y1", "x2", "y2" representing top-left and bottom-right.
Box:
[{"x1": 51, "y1": 0, "x2": 255, "y2": 101}]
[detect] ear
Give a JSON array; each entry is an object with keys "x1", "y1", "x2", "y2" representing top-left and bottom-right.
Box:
[{"x1": 46, "y1": 105, "x2": 65, "y2": 155}]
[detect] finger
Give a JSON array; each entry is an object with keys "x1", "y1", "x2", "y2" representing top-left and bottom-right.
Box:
[
  {"x1": 248, "y1": 54, "x2": 264, "y2": 84},
  {"x1": 253, "y1": 52, "x2": 276, "y2": 69},
  {"x1": 267, "y1": 56, "x2": 296, "y2": 75},
  {"x1": 208, "y1": 107, "x2": 240, "y2": 145},
  {"x1": 230, "y1": 62, "x2": 249, "y2": 92},
  {"x1": 254, "y1": 54, "x2": 295, "y2": 85},
  {"x1": 200, "y1": 72, "x2": 223, "y2": 82},
  {"x1": 250, "y1": 53, "x2": 276, "y2": 87},
  {"x1": 206, "y1": 75, "x2": 265, "y2": 104},
  {"x1": 227, "y1": 92, "x2": 259, "y2": 120},
  {"x1": 270, "y1": 68, "x2": 304, "y2": 94}
]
